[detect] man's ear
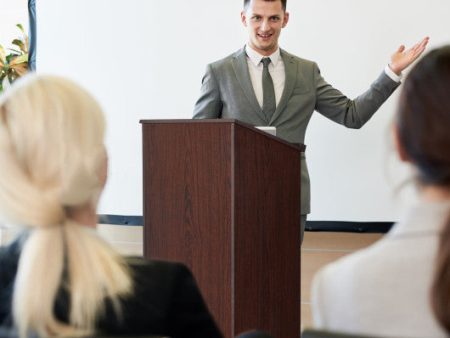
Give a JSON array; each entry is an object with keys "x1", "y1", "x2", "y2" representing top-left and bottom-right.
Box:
[
  {"x1": 241, "y1": 11, "x2": 248, "y2": 27},
  {"x1": 282, "y1": 11, "x2": 289, "y2": 28},
  {"x1": 392, "y1": 123, "x2": 409, "y2": 162}
]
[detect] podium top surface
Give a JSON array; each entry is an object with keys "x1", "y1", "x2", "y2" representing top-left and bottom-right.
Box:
[{"x1": 140, "y1": 119, "x2": 305, "y2": 152}]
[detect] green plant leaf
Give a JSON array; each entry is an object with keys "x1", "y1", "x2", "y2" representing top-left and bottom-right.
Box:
[
  {"x1": 16, "y1": 24, "x2": 25, "y2": 34},
  {"x1": 16, "y1": 24, "x2": 29, "y2": 53},
  {"x1": 12, "y1": 39, "x2": 26, "y2": 53},
  {"x1": 0, "y1": 24, "x2": 30, "y2": 87},
  {"x1": 10, "y1": 54, "x2": 28, "y2": 65},
  {"x1": 6, "y1": 54, "x2": 15, "y2": 63}
]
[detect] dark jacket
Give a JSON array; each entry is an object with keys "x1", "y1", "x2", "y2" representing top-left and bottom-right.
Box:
[{"x1": 0, "y1": 237, "x2": 223, "y2": 338}]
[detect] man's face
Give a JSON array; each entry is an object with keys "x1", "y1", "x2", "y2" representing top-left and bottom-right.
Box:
[{"x1": 241, "y1": 0, "x2": 289, "y2": 56}]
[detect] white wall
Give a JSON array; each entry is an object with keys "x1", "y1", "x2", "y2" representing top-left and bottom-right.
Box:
[
  {"x1": 0, "y1": 0, "x2": 28, "y2": 52},
  {"x1": 37, "y1": 0, "x2": 450, "y2": 221}
]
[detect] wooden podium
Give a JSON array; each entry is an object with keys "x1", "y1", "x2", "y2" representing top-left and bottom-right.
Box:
[{"x1": 141, "y1": 119, "x2": 302, "y2": 338}]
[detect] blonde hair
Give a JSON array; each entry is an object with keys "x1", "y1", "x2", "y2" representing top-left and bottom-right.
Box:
[{"x1": 0, "y1": 75, "x2": 132, "y2": 337}]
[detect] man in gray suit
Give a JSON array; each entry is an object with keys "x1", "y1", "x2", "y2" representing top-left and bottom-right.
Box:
[{"x1": 193, "y1": 0, "x2": 428, "y2": 240}]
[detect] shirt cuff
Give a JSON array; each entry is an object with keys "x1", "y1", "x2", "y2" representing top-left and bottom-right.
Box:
[{"x1": 384, "y1": 65, "x2": 402, "y2": 83}]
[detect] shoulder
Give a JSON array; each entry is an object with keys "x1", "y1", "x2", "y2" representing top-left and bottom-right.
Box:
[
  {"x1": 125, "y1": 257, "x2": 211, "y2": 311},
  {"x1": 115, "y1": 258, "x2": 198, "y2": 323},
  {"x1": 207, "y1": 48, "x2": 245, "y2": 71},
  {"x1": 127, "y1": 257, "x2": 190, "y2": 274},
  {"x1": 313, "y1": 236, "x2": 391, "y2": 297},
  {"x1": 126, "y1": 257, "x2": 195, "y2": 294},
  {"x1": 311, "y1": 242, "x2": 383, "y2": 325},
  {"x1": 122, "y1": 258, "x2": 223, "y2": 337},
  {"x1": 280, "y1": 49, "x2": 318, "y2": 68}
]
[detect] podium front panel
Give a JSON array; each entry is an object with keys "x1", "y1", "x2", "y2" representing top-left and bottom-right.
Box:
[{"x1": 142, "y1": 122, "x2": 233, "y2": 337}]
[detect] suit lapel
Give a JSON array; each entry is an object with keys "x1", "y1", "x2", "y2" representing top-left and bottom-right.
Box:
[
  {"x1": 232, "y1": 49, "x2": 268, "y2": 123},
  {"x1": 270, "y1": 49, "x2": 298, "y2": 124}
]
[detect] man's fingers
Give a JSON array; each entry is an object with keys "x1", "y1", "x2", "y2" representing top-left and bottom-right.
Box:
[
  {"x1": 416, "y1": 37, "x2": 429, "y2": 50},
  {"x1": 405, "y1": 37, "x2": 429, "y2": 60},
  {"x1": 414, "y1": 37, "x2": 429, "y2": 55},
  {"x1": 420, "y1": 37, "x2": 430, "y2": 49},
  {"x1": 397, "y1": 45, "x2": 406, "y2": 53},
  {"x1": 392, "y1": 37, "x2": 429, "y2": 70}
]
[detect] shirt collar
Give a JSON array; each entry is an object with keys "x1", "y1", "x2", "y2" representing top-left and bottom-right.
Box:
[
  {"x1": 388, "y1": 200, "x2": 450, "y2": 238},
  {"x1": 245, "y1": 44, "x2": 281, "y2": 67}
]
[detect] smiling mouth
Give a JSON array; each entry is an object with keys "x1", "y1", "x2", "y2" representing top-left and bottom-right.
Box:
[{"x1": 257, "y1": 33, "x2": 272, "y2": 39}]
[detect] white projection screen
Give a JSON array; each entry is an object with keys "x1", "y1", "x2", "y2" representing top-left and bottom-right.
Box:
[{"x1": 37, "y1": 0, "x2": 450, "y2": 221}]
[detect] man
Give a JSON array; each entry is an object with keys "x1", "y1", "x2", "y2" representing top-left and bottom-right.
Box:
[{"x1": 193, "y1": 0, "x2": 428, "y2": 240}]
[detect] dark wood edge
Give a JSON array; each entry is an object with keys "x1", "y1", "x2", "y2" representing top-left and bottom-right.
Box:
[{"x1": 139, "y1": 119, "x2": 306, "y2": 152}]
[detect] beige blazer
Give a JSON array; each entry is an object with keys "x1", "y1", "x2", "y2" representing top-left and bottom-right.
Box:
[
  {"x1": 193, "y1": 47, "x2": 400, "y2": 214},
  {"x1": 312, "y1": 201, "x2": 450, "y2": 338}
]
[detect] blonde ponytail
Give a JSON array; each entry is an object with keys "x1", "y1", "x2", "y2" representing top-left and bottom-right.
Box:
[
  {"x1": 63, "y1": 220, "x2": 131, "y2": 331},
  {"x1": 12, "y1": 219, "x2": 132, "y2": 338},
  {"x1": 13, "y1": 226, "x2": 69, "y2": 338}
]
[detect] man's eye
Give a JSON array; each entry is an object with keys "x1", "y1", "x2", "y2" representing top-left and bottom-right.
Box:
[
  {"x1": 270, "y1": 17, "x2": 280, "y2": 21},
  {"x1": 252, "y1": 16, "x2": 261, "y2": 21}
]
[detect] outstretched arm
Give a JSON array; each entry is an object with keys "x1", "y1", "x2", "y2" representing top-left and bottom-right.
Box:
[{"x1": 389, "y1": 37, "x2": 430, "y2": 75}]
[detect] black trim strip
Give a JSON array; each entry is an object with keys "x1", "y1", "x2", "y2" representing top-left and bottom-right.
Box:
[
  {"x1": 98, "y1": 215, "x2": 394, "y2": 233},
  {"x1": 98, "y1": 215, "x2": 143, "y2": 226},
  {"x1": 306, "y1": 221, "x2": 393, "y2": 234}
]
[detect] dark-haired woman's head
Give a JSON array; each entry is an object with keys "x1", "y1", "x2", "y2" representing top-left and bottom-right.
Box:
[
  {"x1": 395, "y1": 45, "x2": 450, "y2": 189},
  {"x1": 397, "y1": 46, "x2": 450, "y2": 333}
]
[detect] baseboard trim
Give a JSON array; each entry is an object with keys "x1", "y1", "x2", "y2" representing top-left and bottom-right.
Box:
[
  {"x1": 98, "y1": 215, "x2": 143, "y2": 226},
  {"x1": 99, "y1": 215, "x2": 393, "y2": 233},
  {"x1": 306, "y1": 221, "x2": 393, "y2": 233}
]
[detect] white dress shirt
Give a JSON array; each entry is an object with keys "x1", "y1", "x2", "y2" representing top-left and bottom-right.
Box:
[
  {"x1": 245, "y1": 44, "x2": 401, "y2": 110},
  {"x1": 245, "y1": 44, "x2": 285, "y2": 108}
]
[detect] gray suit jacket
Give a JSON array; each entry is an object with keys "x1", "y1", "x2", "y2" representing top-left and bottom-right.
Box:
[{"x1": 193, "y1": 47, "x2": 400, "y2": 214}]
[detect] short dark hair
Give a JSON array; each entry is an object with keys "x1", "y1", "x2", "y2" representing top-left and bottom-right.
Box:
[
  {"x1": 243, "y1": 0, "x2": 287, "y2": 12},
  {"x1": 396, "y1": 46, "x2": 450, "y2": 187}
]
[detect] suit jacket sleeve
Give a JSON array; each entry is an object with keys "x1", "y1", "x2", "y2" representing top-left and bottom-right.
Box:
[
  {"x1": 314, "y1": 63, "x2": 400, "y2": 129},
  {"x1": 193, "y1": 64, "x2": 223, "y2": 119}
]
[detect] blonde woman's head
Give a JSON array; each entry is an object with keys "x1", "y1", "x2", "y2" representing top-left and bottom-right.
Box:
[
  {"x1": 0, "y1": 75, "x2": 131, "y2": 338},
  {"x1": 0, "y1": 74, "x2": 106, "y2": 228}
]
